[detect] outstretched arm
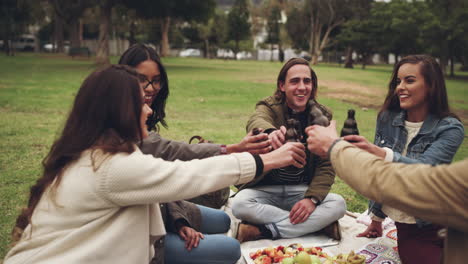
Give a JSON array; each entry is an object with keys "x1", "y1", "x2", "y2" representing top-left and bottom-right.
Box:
[{"x1": 306, "y1": 122, "x2": 468, "y2": 232}]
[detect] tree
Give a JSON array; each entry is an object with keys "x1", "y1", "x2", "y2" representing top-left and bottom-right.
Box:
[
  {"x1": 182, "y1": 12, "x2": 228, "y2": 59},
  {"x1": 285, "y1": 5, "x2": 309, "y2": 52},
  {"x1": 226, "y1": 0, "x2": 251, "y2": 59},
  {"x1": 305, "y1": 0, "x2": 349, "y2": 65},
  {"x1": 51, "y1": 0, "x2": 93, "y2": 49},
  {"x1": 340, "y1": 0, "x2": 373, "y2": 68},
  {"x1": 111, "y1": 4, "x2": 140, "y2": 46},
  {"x1": 424, "y1": 0, "x2": 468, "y2": 76},
  {"x1": 372, "y1": 1, "x2": 430, "y2": 63},
  {"x1": 0, "y1": 0, "x2": 34, "y2": 55},
  {"x1": 265, "y1": 1, "x2": 282, "y2": 61},
  {"x1": 95, "y1": 0, "x2": 118, "y2": 65},
  {"x1": 450, "y1": 9, "x2": 468, "y2": 72},
  {"x1": 338, "y1": 19, "x2": 380, "y2": 69},
  {"x1": 123, "y1": 0, "x2": 215, "y2": 57},
  {"x1": 208, "y1": 12, "x2": 228, "y2": 57}
]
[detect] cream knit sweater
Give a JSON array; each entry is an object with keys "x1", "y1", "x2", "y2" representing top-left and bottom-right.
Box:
[{"x1": 5, "y1": 148, "x2": 256, "y2": 264}]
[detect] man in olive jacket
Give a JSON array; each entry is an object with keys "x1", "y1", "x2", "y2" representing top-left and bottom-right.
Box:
[{"x1": 232, "y1": 58, "x2": 346, "y2": 242}]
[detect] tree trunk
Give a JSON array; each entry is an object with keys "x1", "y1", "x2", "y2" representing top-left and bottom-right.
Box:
[
  {"x1": 203, "y1": 39, "x2": 209, "y2": 58},
  {"x1": 344, "y1": 46, "x2": 353, "y2": 68},
  {"x1": 440, "y1": 56, "x2": 448, "y2": 76},
  {"x1": 54, "y1": 14, "x2": 65, "y2": 53},
  {"x1": 270, "y1": 44, "x2": 274, "y2": 62},
  {"x1": 308, "y1": 12, "x2": 318, "y2": 64},
  {"x1": 69, "y1": 19, "x2": 81, "y2": 49},
  {"x1": 234, "y1": 40, "x2": 239, "y2": 60},
  {"x1": 129, "y1": 21, "x2": 137, "y2": 46},
  {"x1": 279, "y1": 42, "x2": 284, "y2": 63},
  {"x1": 160, "y1": 16, "x2": 171, "y2": 57},
  {"x1": 4, "y1": 39, "x2": 14, "y2": 56},
  {"x1": 449, "y1": 56, "x2": 454, "y2": 77},
  {"x1": 96, "y1": 1, "x2": 112, "y2": 65},
  {"x1": 394, "y1": 52, "x2": 400, "y2": 65},
  {"x1": 311, "y1": 24, "x2": 322, "y2": 65}
]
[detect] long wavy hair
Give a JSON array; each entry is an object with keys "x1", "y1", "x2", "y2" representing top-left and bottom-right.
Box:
[
  {"x1": 380, "y1": 54, "x2": 459, "y2": 120},
  {"x1": 11, "y1": 65, "x2": 144, "y2": 243},
  {"x1": 118, "y1": 43, "x2": 169, "y2": 131},
  {"x1": 274, "y1": 57, "x2": 318, "y2": 102}
]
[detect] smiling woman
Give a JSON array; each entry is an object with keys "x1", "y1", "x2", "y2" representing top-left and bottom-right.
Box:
[
  {"x1": 343, "y1": 54, "x2": 465, "y2": 264},
  {"x1": 118, "y1": 44, "x2": 170, "y2": 131},
  {"x1": 136, "y1": 60, "x2": 162, "y2": 105}
]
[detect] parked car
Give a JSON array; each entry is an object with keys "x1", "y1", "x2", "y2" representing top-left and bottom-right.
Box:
[
  {"x1": 179, "y1": 48, "x2": 201, "y2": 57},
  {"x1": 43, "y1": 41, "x2": 70, "y2": 53},
  {"x1": 11, "y1": 34, "x2": 37, "y2": 51}
]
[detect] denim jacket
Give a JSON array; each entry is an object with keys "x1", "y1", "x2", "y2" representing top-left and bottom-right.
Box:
[{"x1": 369, "y1": 110, "x2": 465, "y2": 226}]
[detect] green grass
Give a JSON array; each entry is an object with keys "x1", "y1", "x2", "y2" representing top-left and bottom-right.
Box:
[{"x1": 1, "y1": 54, "x2": 467, "y2": 259}]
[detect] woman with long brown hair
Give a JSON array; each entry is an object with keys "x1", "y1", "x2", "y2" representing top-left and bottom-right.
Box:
[
  {"x1": 344, "y1": 54, "x2": 464, "y2": 264},
  {"x1": 3, "y1": 65, "x2": 306, "y2": 264}
]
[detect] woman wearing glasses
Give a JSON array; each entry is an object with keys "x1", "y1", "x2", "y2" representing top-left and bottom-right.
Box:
[{"x1": 118, "y1": 44, "x2": 270, "y2": 264}]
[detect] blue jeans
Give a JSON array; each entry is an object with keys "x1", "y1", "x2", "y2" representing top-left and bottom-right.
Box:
[
  {"x1": 164, "y1": 205, "x2": 241, "y2": 264},
  {"x1": 232, "y1": 184, "x2": 346, "y2": 238}
]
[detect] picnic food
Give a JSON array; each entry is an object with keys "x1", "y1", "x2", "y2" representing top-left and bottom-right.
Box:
[
  {"x1": 249, "y1": 244, "x2": 366, "y2": 264},
  {"x1": 346, "y1": 251, "x2": 366, "y2": 264},
  {"x1": 294, "y1": 251, "x2": 311, "y2": 264},
  {"x1": 310, "y1": 255, "x2": 322, "y2": 264},
  {"x1": 249, "y1": 243, "x2": 328, "y2": 264}
]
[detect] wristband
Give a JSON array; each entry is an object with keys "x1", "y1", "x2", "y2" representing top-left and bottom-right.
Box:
[
  {"x1": 310, "y1": 197, "x2": 319, "y2": 205},
  {"x1": 252, "y1": 154, "x2": 264, "y2": 177},
  {"x1": 220, "y1": 144, "x2": 227, "y2": 155},
  {"x1": 327, "y1": 138, "x2": 343, "y2": 159}
]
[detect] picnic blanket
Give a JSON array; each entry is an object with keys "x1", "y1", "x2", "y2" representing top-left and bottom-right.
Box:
[
  {"x1": 356, "y1": 227, "x2": 400, "y2": 264},
  {"x1": 221, "y1": 199, "x2": 401, "y2": 264}
]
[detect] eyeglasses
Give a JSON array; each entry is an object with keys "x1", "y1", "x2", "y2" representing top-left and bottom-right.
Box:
[{"x1": 138, "y1": 74, "x2": 161, "y2": 90}]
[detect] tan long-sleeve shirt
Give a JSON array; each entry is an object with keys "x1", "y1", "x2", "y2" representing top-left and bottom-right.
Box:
[{"x1": 330, "y1": 140, "x2": 468, "y2": 264}]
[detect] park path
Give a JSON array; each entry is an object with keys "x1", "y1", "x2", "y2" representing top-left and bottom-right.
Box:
[
  {"x1": 318, "y1": 79, "x2": 386, "y2": 110},
  {"x1": 319, "y1": 79, "x2": 468, "y2": 127}
]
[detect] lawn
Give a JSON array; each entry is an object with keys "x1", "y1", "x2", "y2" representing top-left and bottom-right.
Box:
[{"x1": 0, "y1": 53, "x2": 467, "y2": 259}]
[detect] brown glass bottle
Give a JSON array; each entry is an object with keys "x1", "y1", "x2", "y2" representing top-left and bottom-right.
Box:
[{"x1": 340, "y1": 109, "x2": 359, "y2": 137}]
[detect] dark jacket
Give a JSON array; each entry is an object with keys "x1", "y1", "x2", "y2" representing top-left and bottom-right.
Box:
[{"x1": 239, "y1": 96, "x2": 336, "y2": 203}]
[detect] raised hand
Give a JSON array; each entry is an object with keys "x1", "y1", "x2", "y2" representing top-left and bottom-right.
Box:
[
  {"x1": 236, "y1": 129, "x2": 271, "y2": 154},
  {"x1": 305, "y1": 120, "x2": 339, "y2": 158},
  {"x1": 268, "y1": 126, "x2": 287, "y2": 150},
  {"x1": 177, "y1": 226, "x2": 204, "y2": 251},
  {"x1": 289, "y1": 198, "x2": 316, "y2": 225},
  {"x1": 260, "y1": 142, "x2": 306, "y2": 172}
]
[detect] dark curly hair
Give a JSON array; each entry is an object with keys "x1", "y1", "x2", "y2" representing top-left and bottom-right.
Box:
[{"x1": 119, "y1": 44, "x2": 169, "y2": 131}]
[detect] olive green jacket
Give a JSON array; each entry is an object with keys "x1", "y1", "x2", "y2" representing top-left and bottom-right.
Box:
[
  {"x1": 240, "y1": 96, "x2": 336, "y2": 203},
  {"x1": 330, "y1": 140, "x2": 468, "y2": 264}
]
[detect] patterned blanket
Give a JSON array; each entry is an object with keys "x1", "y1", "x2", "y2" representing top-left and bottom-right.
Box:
[{"x1": 357, "y1": 226, "x2": 401, "y2": 264}]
